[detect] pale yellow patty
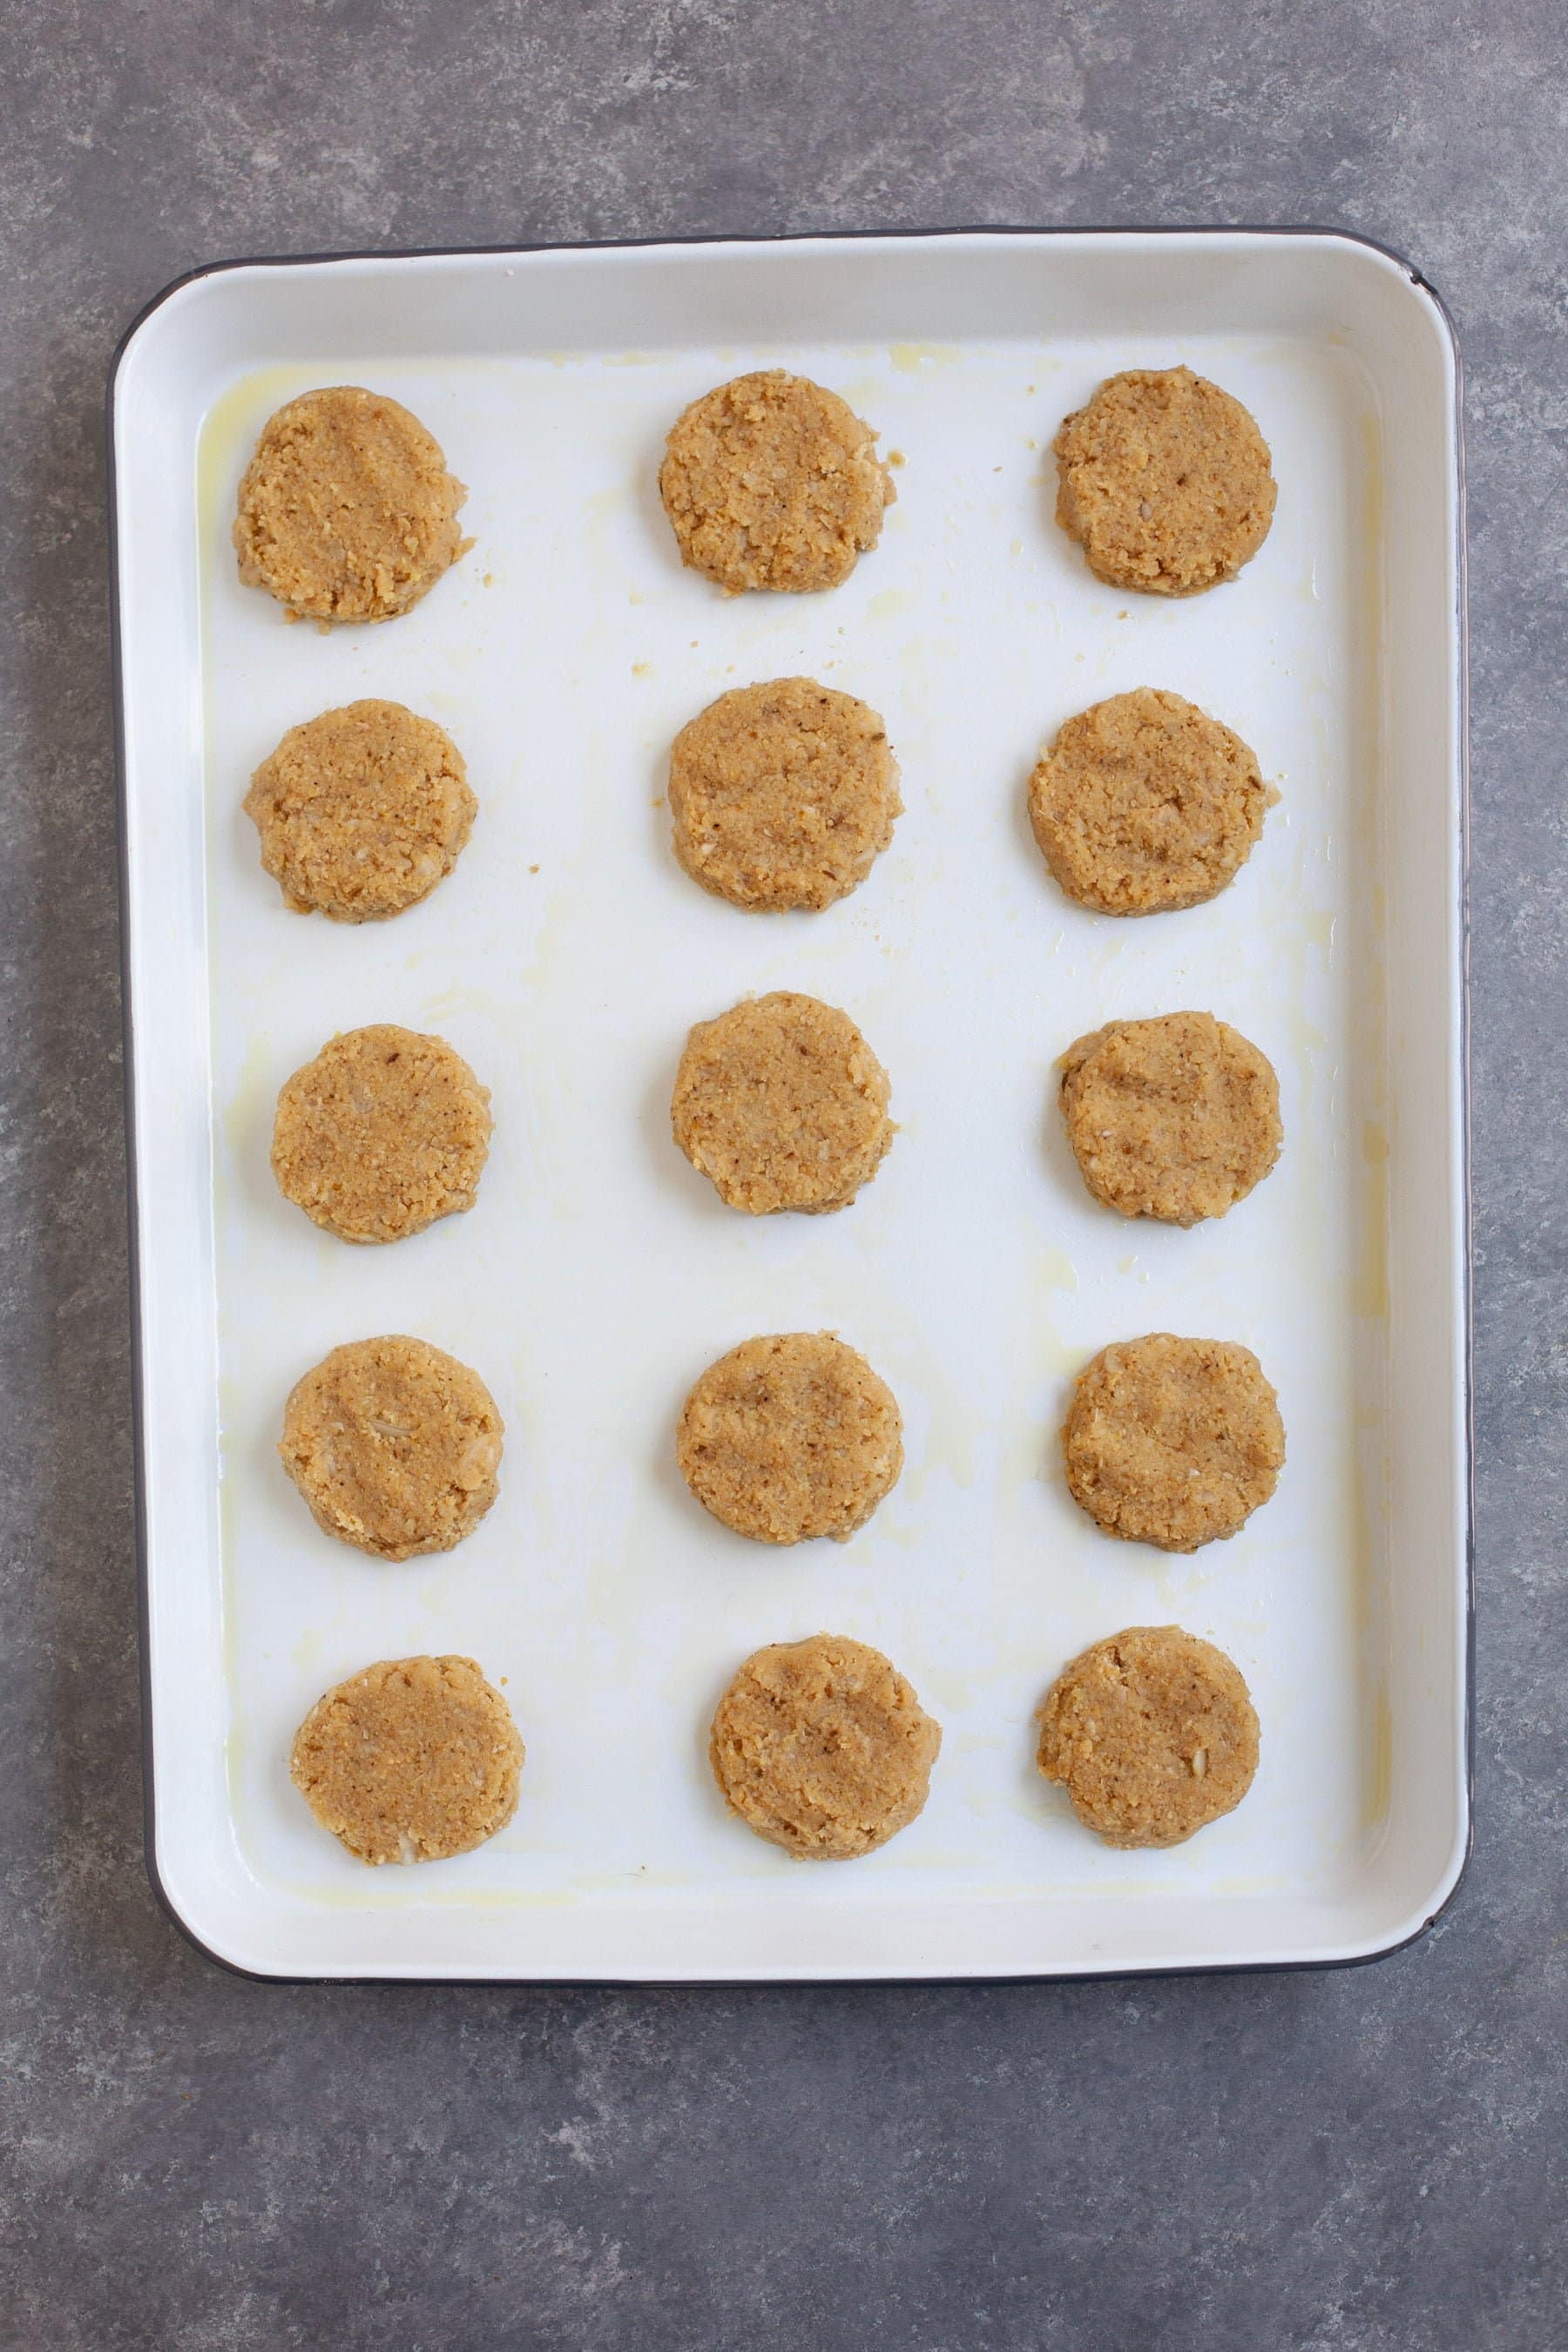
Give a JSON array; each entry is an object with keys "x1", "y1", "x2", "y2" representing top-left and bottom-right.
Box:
[
  {"x1": 678, "y1": 1333, "x2": 903, "y2": 1544},
  {"x1": 271, "y1": 1024, "x2": 491, "y2": 1244},
  {"x1": 669, "y1": 677, "x2": 902, "y2": 912},
  {"x1": 1037, "y1": 1625, "x2": 1260, "y2": 1848},
  {"x1": 244, "y1": 699, "x2": 476, "y2": 922},
  {"x1": 671, "y1": 991, "x2": 894, "y2": 1214},
  {"x1": 1028, "y1": 688, "x2": 1270, "y2": 916},
  {"x1": 280, "y1": 1335, "x2": 503, "y2": 1562},
  {"x1": 659, "y1": 370, "x2": 895, "y2": 593},
  {"x1": 290, "y1": 1654, "x2": 523, "y2": 1865},
  {"x1": 1053, "y1": 366, "x2": 1276, "y2": 596},
  {"x1": 233, "y1": 385, "x2": 469, "y2": 623},
  {"x1": 1063, "y1": 1334, "x2": 1285, "y2": 1553},
  {"x1": 710, "y1": 1633, "x2": 942, "y2": 1860},
  {"x1": 1060, "y1": 1011, "x2": 1282, "y2": 1226}
]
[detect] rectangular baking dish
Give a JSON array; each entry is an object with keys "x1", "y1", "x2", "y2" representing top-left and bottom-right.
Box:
[{"x1": 112, "y1": 231, "x2": 1469, "y2": 1982}]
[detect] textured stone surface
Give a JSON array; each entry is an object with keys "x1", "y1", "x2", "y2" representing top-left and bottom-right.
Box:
[{"x1": 2, "y1": 2, "x2": 1564, "y2": 2344}]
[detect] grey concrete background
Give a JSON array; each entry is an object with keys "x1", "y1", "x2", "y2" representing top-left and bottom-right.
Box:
[{"x1": 1, "y1": 1, "x2": 1563, "y2": 2344}]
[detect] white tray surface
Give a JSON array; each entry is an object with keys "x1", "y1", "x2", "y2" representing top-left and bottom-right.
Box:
[{"x1": 113, "y1": 234, "x2": 1467, "y2": 1978}]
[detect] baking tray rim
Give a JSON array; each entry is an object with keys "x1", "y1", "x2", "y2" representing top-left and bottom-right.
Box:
[{"x1": 108, "y1": 222, "x2": 1473, "y2": 1989}]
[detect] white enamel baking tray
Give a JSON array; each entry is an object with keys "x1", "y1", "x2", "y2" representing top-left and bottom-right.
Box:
[{"x1": 111, "y1": 231, "x2": 1469, "y2": 1982}]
